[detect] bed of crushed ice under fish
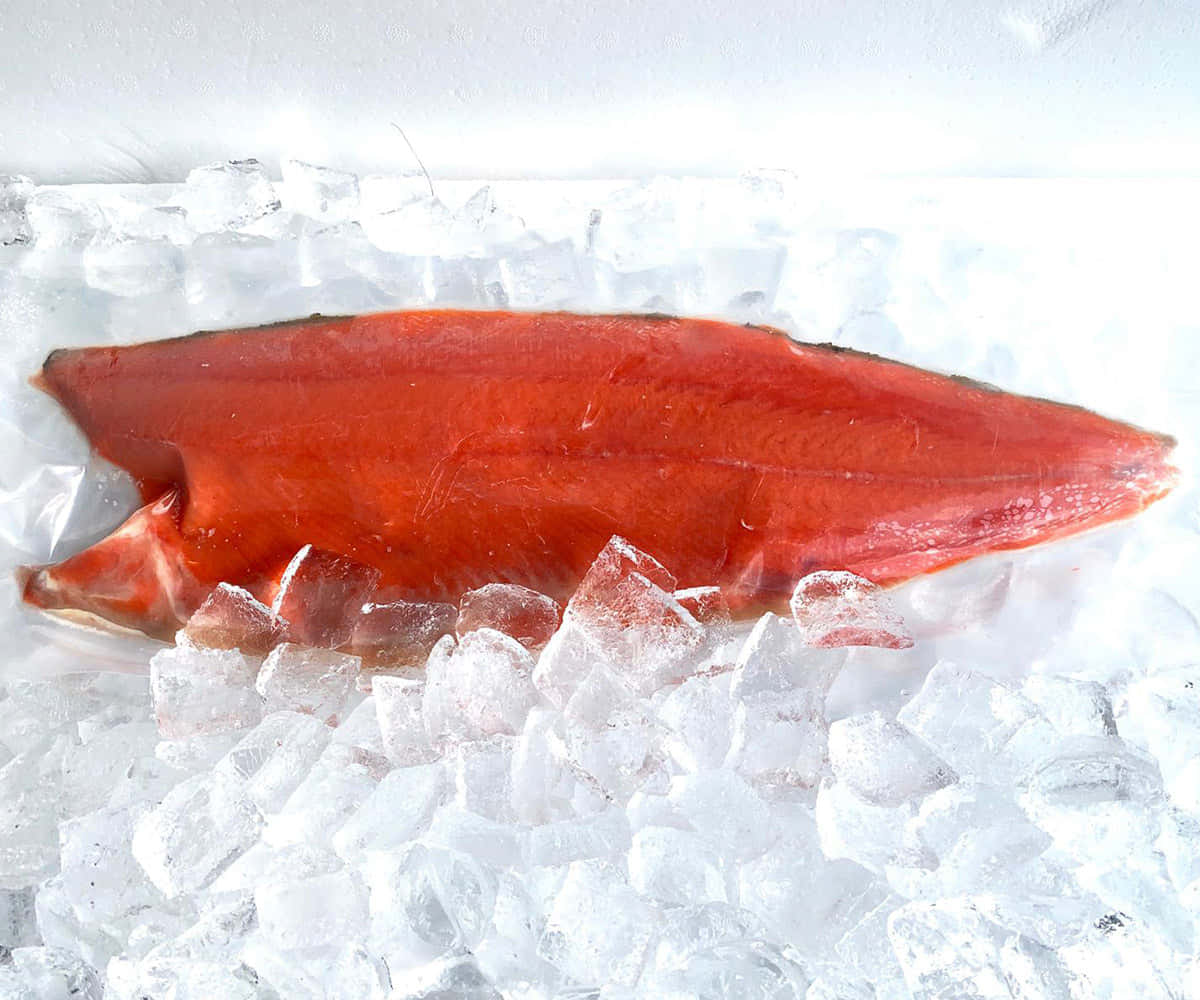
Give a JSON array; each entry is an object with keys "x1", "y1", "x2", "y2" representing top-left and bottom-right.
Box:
[{"x1": 0, "y1": 165, "x2": 1198, "y2": 1000}]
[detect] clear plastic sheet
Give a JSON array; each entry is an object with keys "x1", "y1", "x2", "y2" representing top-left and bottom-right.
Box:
[{"x1": 1, "y1": 163, "x2": 1198, "y2": 996}]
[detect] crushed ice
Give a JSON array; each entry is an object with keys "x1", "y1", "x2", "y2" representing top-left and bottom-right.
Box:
[{"x1": 0, "y1": 165, "x2": 1197, "y2": 998}]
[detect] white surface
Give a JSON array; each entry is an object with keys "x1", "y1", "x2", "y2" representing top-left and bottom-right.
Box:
[{"x1": 2, "y1": 0, "x2": 1199, "y2": 183}]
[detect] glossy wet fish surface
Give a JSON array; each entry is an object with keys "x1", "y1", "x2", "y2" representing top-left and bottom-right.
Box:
[{"x1": 21, "y1": 309, "x2": 1177, "y2": 643}]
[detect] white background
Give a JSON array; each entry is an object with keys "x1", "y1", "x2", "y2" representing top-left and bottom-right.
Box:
[{"x1": 2, "y1": 0, "x2": 1198, "y2": 183}]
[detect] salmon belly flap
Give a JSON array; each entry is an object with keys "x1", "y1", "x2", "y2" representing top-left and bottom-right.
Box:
[{"x1": 20, "y1": 309, "x2": 1178, "y2": 642}]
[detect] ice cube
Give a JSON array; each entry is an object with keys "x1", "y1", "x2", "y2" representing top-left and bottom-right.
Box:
[
  {"x1": 60, "y1": 721, "x2": 160, "y2": 816},
  {"x1": 452, "y1": 736, "x2": 516, "y2": 821},
  {"x1": 255, "y1": 867, "x2": 368, "y2": 950},
  {"x1": 255, "y1": 643, "x2": 360, "y2": 723},
  {"x1": 349, "y1": 599, "x2": 456, "y2": 667},
  {"x1": 739, "y1": 813, "x2": 885, "y2": 960},
  {"x1": 1022, "y1": 674, "x2": 1116, "y2": 738},
  {"x1": 1024, "y1": 735, "x2": 1162, "y2": 809},
  {"x1": 510, "y1": 707, "x2": 608, "y2": 824},
  {"x1": 0, "y1": 886, "x2": 37, "y2": 949},
  {"x1": 148, "y1": 643, "x2": 262, "y2": 739},
  {"x1": 725, "y1": 686, "x2": 828, "y2": 787},
  {"x1": 331, "y1": 695, "x2": 387, "y2": 757},
  {"x1": 667, "y1": 771, "x2": 775, "y2": 860},
  {"x1": 280, "y1": 159, "x2": 360, "y2": 222},
  {"x1": 365, "y1": 843, "x2": 497, "y2": 963},
  {"x1": 496, "y1": 237, "x2": 587, "y2": 307},
  {"x1": 629, "y1": 826, "x2": 727, "y2": 906},
  {"x1": 828, "y1": 712, "x2": 957, "y2": 807},
  {"x1": 562, "y1": 714, "x2": 660, "y2": 803},
  {"x1": 0, "y1": 739, "x2": 72, "y2": 885},
  {"x1": 59, "y1": 803, "x2": 160, "y2": 923},
  {"x1": 569, "y1": 536, "x2": 668, "y2": 615},
  {"x1": 214, "y1": 710, "x2": 331, "y2": 813},
  {"x1": 538, "y1": 860, "x2": 661, "y2": 986},
  {"x1": 373, "y1": 674, "x2": 437, "y2": 765},
  {"x1": 909, "y1": 782, "x2": 1051, "y2": 895},
  {"x1": 424, "y1": 629, "x2": 539, "y2": 742},
  {"x1": 1120, "y1": 667, "x2": 1200, "y2": 806},
  {"x1": 640, "y1": 940, "x2": 809, "y2": 999},
  {"x1": 332, "y1": 762, "x2": 447, "y2": 862},
  {"x1": 457, "y1": 583, "x2": 562, "y2": 650},
  {"x1": 561, "y1": 537, "x2": 706, "y2": 694},
  {"x1": 24, "y1": 190, "x2": 104, "y2": 248},
  {"x1": 532, "y1": 618, "x2": 612, "y2": 709},
  {"x1": 0, "y1": 173, "x2": 33, "y2": 245},
  {"x1": 131, "y1": 771, "x2": 262, "y2": 896},
  {"x1": 181, "y1": 583, "x2": 286, "y2": 656},
  {"x1": 790, "y1": 571, "x2": 913, "y2": 649},
  {"x1": 673, "y1": 585, "x2": 733, "y2": 626},
  {"x1": 82, "y1": 234, "x2": 183, "y2": 297},
  {"x1": 264, "y1": 742, "x2": 381, "y2": 847},
  {"x1": 896, "y1": 661, "x2": 1058, "y2": 783},
  {"x1": 656, "y1": 672, "x2": 735, "y2": 772},
  {"x1": 172, "y1": 159, "x2": 281, "y2": 231},
  {"x1": 528, "y1": 807, "x2": 632, "y2": 868},
  {"x1": 271, "y1": 545, "x2": 381, "y2": 648},
  {"x1": 889, "y1": 898, "x2": 1041, "y2": 1000},
  {"x1": 730, "y1": 613, "x2": 846, "y2": 700},
  {"x1": 389, "y1": 953, "x2": 503, "y2": 1000},
  {"x1": 209, "y1": 840, "x2": 340, "y2": 896},
  {"x1": 0, "y1": 947, "x2": 102, "y2": 1000},
  {"x1": 562, "y1": 664, "x2": 640, "y2": 728},
  {"x1": 424, "y1": 804, "x2": 526, "y2": 869},
  {"x1": 815, "y1": 779, "x2": 931, "y2": 874}
]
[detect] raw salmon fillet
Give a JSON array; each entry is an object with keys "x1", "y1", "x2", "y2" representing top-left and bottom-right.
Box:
[{"x1": 21, "y1": 310, "x2": 1177, "y2": 641}]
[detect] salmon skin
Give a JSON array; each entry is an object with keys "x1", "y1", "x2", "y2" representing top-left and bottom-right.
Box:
[{"x1": 20, "y1": 309, "x2": 1177, "y2": 642}]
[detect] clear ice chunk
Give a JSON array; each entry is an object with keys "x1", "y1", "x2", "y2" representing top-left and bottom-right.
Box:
[
  {"x1": 0, "y1": 947, "x2": 102, "y2": 1000},
  {"x1": 452, "y1": 736, "x2": 516, "y2": 822},
  {"x1": 423, "y1": 629, "x2": 539, "y2": 742},
  {"x1": 896, "y1": 661, "x2": 1058, "y2": 784},
  {"x1": 172, "y1": 159, "x2": 281, "y2": 232},
  {"x1": 629, "y1": 826, "x2": 727, "y2": 905},
  {"x1": 0, "y1": 173, "x2": 34, "y2": 245},
  {"x1": 667, "y1": 771, "x2": 775, "y2": 861},
  {"x1": 457, "y1": 582, "x2": 562, "y2": 650},
  {"x1": 815, "y1": 778, "x2": 931, "y2": 874},
  {"x1": 131, "y1": 770, "x2": 262, "y2": 896},
  {"x1": 82, "y1": 234, "x2": 183, "y2": 298},
  {"x1": 271, "y1": 545, "x2": 381, "y2": 648},
  {"x1": 373, "y1": 674, "x2": 437, "y2": 765},
  {"x1": 255, "y1": 642, "x2": 360, "y2": 723},
  {"x1": 59, "y1": 803, "x2": 160, "y2": 923},
  {"x1": 538, "y1": 859, "x2": 661, "y2": 987},
  {"x1": 1022, "y1": 674, "x2": 1117, "y2": 738},
  {"x1": 24, "y1": 190, "x2": 104, "y2": 249},
  {"x1": 214, "y1": 710, "x2": 331, "y2": 813},
  {"x1": 280, "y1": 158, "x2": 360, "y2": 223},
  {"x1": 365, "y1": 843, "x2": 497, "y2": 964},
  {"x1": 389, "y1": 953, "x2": 503, "y2": 1000},
  {"x1": 827, "y1": 711, "x2": 957, "y2": 806},
  {"x1": 255, "y1": 867, "x2": 368, "y2": 950},
  {"x1": 264, "y1": 742, "x2": 382, "y2": 848},
  {"x1": 655, "y1": 672, "x2": 734, "y2": 772},
  {"x1": 424, "y1": 804, "x2": 526, "y2": 869},
  {"x1": 888, "y1": 898, "x2": 1070, "y2": 1000},
  {"x1": 528, "y1": 807, "x2": 632, "y2": 867},
  {"x1": 181, "y1": 583, "x2": 286, "y2": 656},
  {"x1": 332, "y1": 762, "x2": 447, "y2": 862},
  {"x1": 349, "y1": 599, "x2": 457, "y2": 667},
  {"x1": 0, "y1": 886, "x2": 38, "y2": 949},
  {"x1": 148, "y1": 643, "x2": 262, "y2": 739},
  {"x1": 790, "y1": 571, "x2": 913, "y2": 649}
]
